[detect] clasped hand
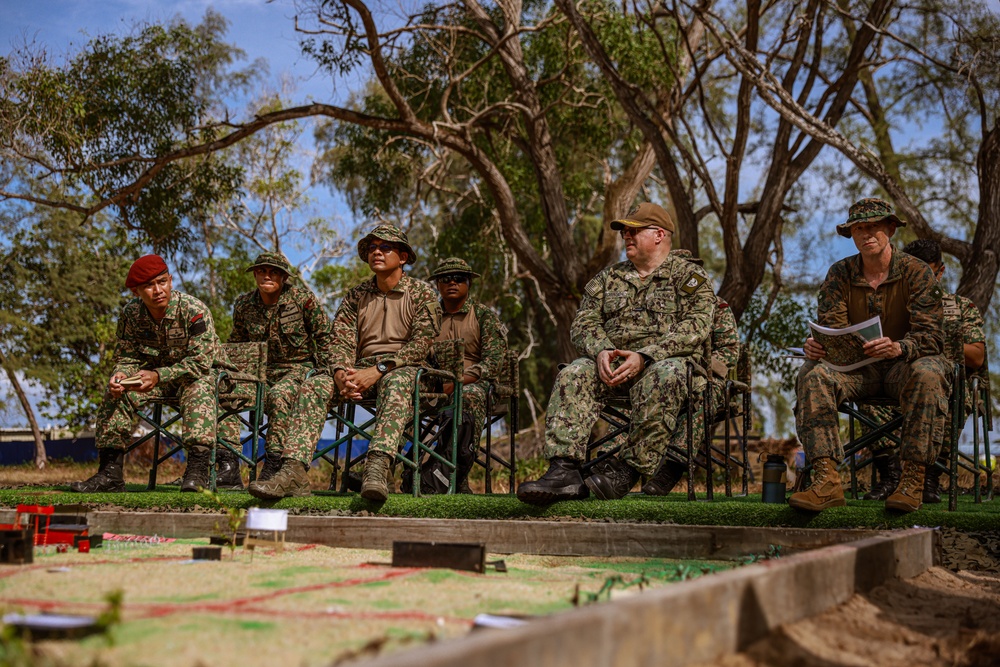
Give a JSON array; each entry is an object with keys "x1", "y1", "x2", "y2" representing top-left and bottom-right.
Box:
[{"x1": 597, "y1": 349, "x2": 645, "y2": 387}]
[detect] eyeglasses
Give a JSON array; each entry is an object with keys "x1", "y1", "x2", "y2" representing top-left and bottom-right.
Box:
[
  {"x1": 368, "y1": 242, "x2": 398, "y2": 255},
  {"x1": 436, "y1": 274, "x2": 469, "y2": 285},
  {"x1": 619, "y1": 226, "x2": 655, "y2": 238}
]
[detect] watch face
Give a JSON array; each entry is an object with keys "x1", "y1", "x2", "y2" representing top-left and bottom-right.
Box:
[{"x1": 377, "y1": 362, "x2": 387, "y2": 373}]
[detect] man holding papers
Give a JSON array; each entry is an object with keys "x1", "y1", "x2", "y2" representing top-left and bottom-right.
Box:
[{"x1": 790, "y1": 198, "x2": 951, "y2": 513}]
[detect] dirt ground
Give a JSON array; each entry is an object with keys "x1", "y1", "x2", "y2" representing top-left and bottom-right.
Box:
[
  {"x1": 695, "y1": 566, "x2": 1000, "y2": 667},
  {"x1": 0, "y1": 538, "x2": 734, "y2": 667}
]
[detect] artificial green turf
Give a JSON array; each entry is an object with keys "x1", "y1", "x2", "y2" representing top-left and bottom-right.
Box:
[{"x1": 2, "y1": 484, "x2": 999, "y2": 531}]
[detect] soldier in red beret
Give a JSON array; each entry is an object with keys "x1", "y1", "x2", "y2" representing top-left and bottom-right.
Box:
[{"x1": 70, "y1": 255, "x2": 235, "y2": 493}]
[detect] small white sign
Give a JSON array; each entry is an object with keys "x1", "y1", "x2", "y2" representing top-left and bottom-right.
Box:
[{"x1": 245, "y1": 508, "x2": 288, "y2": 531}]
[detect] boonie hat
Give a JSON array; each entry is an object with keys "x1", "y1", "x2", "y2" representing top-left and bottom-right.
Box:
[
  {"x1": 357, "y1": 224, "x2": 416, "y2": 265},
  {"x1": 245, "y1": 252, "x2": 294, "y2": 275},
  {"x1": 837, "y1": 198, "x2": 906, "y2": 238},
  {"x1": 125, "y1": 255, "x2": 169, "y2": 288},
  {"x1": 670, "y1": 248, "x2": 704, "y2": 266},
  {"x1": 610, "y1": 202, "x2": 675, "y2": 234},
  {"x1": 429, "y1": 257, "x2": 481, "y2": 280}
]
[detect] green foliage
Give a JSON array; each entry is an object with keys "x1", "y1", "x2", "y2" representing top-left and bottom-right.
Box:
[
  {"x1": 0, "y1": 202, "x2": 139, "y2": 428},
  {"x1": 0, "y1": 10, "x2": 256, "y2": 251}
]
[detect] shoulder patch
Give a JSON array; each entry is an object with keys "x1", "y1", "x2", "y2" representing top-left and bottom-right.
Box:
[
  {"x1": 718, "y1": 300, "x2": 729, "y2": 309},
  {"x1": 189, "y1": 313, "x2": 207, "y2": 336},
  {"x1": 584, "y1": 277, "x2": 602, "y2": 298},
  {"x1": 680, "y1": 272, "x2": 707, "y2": 295},
  {"x1": 304, "y1": 297, "x2": 315, "y2": 310}
]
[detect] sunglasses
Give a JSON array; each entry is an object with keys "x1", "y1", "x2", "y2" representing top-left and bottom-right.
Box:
[
  {"x1": 368, "y1": 242, "x2": 398, "y2": 255},
  {"x1": 436, "y1": 274, "x2": 469, "y2": 285},
  {"x1": 618, "y1": 226, "x2": 655, "y2": 238}
]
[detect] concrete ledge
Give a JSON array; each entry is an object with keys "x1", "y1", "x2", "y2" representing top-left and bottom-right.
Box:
[
  {"x1": 0, "y1": 509, "x2": 893, "y2": 559},
  {"x1": 355, "y1": 527, "x2": 934, "y2": 667}
]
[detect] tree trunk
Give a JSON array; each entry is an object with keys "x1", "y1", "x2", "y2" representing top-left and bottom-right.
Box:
[
  {"x1": 0, "y1": 346, "x2": 47, "y2": 468},
  {"x1": 958, "y1": 122, "x2": 1000, "y2": 313}
]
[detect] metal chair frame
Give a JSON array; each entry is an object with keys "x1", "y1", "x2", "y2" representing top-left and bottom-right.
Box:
[
  {"x1": 316, "y1": 341, "x2": 465, "y2": 497},
  {"x1": 478, "y1": 350, "x2": 519, "y2": 494},
  {"x1": 839, "y1": 362, "x2": 992, "y2": 510},
  {"x1": 123, "y1": 342, "x2": 268, "y2": 491}
]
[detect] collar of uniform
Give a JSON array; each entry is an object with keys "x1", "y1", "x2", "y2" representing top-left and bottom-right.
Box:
[
  {"x1": 160, "y1": 290, "x2": 182, "y2": 322},
  {"x1": 621, "y1": 256, "x2": 676, "y2": 282},
  {"x1": 849, "y1": 245, "x2": 904, "y2": 287},
  {"x1": 363, "y1": 274, "x2": 408, "y2": 294},
  {"x1": 441, "y1": 297, "x2": 472, "y2": 315}
]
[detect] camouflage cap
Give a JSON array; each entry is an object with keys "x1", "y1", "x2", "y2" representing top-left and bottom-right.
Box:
[
  {"x1": 357, "y1": 224, "x2": 416, "y2": 265},
  {"x1": 245, "y1": 252, "x2": 294, "y2": 275},
  {"x1": 429, "y1": 257, "x2": 481, "y2": 280},
  {"x1": 670, "y1": 248, "x2": 704, "y2": 266},
  {"x1": 610, "y1": 202, "x2": 675, "y2": 233},
  {"x1": 836, "y1": 197, "x2": 906, "y2": 238}
]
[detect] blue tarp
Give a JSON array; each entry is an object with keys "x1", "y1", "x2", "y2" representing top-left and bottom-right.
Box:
[
  {"x1": 0, "y1": 436, "x2": 373, "y2": 466},
  {"x1": 0, "y1": 437, "x2": 98, "y2": 465}
]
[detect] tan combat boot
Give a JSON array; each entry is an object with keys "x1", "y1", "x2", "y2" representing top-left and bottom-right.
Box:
[
  {"x1": 788, "y1": 457, "x2": 846, "y2": 511},
  {"x1": 360, "y1": 452, "x2": 394, "y2": 502},
  {"x1": 885, "y1": 460, "x2": 926, "y2": 513},
  {"x1": 247, "y1": 458, "x2": 311, "y2": 500}
]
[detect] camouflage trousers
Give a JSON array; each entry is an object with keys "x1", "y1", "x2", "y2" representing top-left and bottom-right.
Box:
[
  {"x1": 859, "y1": 380, "x2": 971, "y2": 459},
  {"x1": 460, "y1": 381, "x2": 488, "y2": 448},
  {"x1": 544, "y1": 357, "x2": 699, "y2": 475},
  {"x1": 95, "y1": 374, "x2": 217, "y2": 451},
  {"x1": 795, "y1": 356, "x2": 952, "y2": 465},
  {"x1": 356, "y1": 364, "x2": 424, "y2": 457},
  {"x1": 219, "y1": 365, "x2": 335, "y2": 465}
]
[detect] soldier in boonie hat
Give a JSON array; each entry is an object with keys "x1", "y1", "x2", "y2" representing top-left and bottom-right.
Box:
[
  {"x1": 428, "y1": 257, "x2": 481, "y2": 281},
  {"x1": 245, "y1": 251, "x2": 294, "y2": 276},
  {"x1": 609, "y1": 202, "x2": 676, "y2": 233},
  {"x1": 357, "y1": 224, "x2": 416, "y2": 265},
  {"x1": 836, "y1": 197, "x2": 906, "y2": 238}
]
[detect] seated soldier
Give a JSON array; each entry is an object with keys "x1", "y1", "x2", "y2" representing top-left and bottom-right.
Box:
[
  {"x1": 860, "y1": 238, "x2": 987, "y2": 503},
  {"x1": 220, "y1": 252, "x2": 336, "y2": 499},
  {"x1": 330, "y1": 225, "x2": 442, "y2": 502},
  {"x1": 413, "y1": 257, "x2": 508, "y2": 494},
  {"x1": 71, "y1": 255, "x2": 233, "y2": 493},
  {"x1": 642, "y1": 249, "x2": 741, "y2": 495},
  {"x1": 791, "y1": 198, "x2": 951, "y2": 514},
  {"x1": 517, "y1": 203, "x2": 716, "y2": 504}
]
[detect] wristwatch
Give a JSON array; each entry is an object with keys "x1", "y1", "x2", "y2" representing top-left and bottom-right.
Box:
[{"x1": 376, "y1": 360, "x2": 392, "y2": 374}]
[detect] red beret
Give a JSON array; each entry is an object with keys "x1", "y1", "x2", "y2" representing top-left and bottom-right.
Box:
[{"x1": 125, "y1": 255, "x2": 169, "y2": 288}]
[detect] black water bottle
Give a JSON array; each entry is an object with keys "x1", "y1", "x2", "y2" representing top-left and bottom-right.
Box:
[{"x1": 761, "y1": 454, "x2": 787, "y2": 504}]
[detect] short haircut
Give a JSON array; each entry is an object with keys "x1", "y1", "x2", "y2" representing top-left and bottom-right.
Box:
[{"x1": 902, "y1": 238, "x2": 942, "y2": 265}]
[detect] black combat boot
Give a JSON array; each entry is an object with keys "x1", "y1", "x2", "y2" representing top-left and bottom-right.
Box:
[
  {"x1": 215, "y1": 447, "x2": 244, "y2": 490},
  {"x1": 923, "y1": 459, "x2": 946, "y2": 504},
  {"x1": 257, "y1": 452, "x2": 282, "y2": 483},
  {"x1": 641, "y1": 459, "x2": 687, "y2": 496},
  {"x1": 70, "y1": 448, "x2": 126, "y2": 493},
  {"x1": 180, "y1": 447, "x2": 212, "y2": 492},
  {"x1": 863, "y1": 453, "x2": 901, "y2": 500},
  {"x1": 585, "y1": 456, "x2": 641, "y2": 500},
  {"x1": 517, "y1": 457, "x2": 589, "y2": 505}
]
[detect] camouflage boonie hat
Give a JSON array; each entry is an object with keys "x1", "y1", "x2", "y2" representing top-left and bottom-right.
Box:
[
  {"x1": 670, "y1": 248, "x2": 704, "y2": 267},
  {"x1": 357, "y1": 224, "x2": 416, "y2": 265},
  {"x1": 837, "y1": 198, "x2": 906, "y2": 238},
  {"x1": 429, "y1": 257, "x2": 481, "y2": 280},
  {"x1": 245, "y1": 252, "x2": 294, "y2": 275},
  {"x1": 610, "y1": 202, "x2": 676, "y2": 233}
]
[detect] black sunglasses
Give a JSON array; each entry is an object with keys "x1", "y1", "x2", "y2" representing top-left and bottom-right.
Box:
[{"x1": 436, "y1": 274, "x2": 469, "y2": 284}]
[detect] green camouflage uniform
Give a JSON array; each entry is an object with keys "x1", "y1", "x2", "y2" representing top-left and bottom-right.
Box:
[
  {"x1": 221, "y1": 281, "x2": 336, "y2": 465},
  {"x1": 862, "y1": 291, "x2": 985, "y2": 457},
  {"x1": 96, "y1": 291, "x2": 231, "y2": 451},
  {"x1": 665, "y1": 295, "x2": 740, "y2": 453},
  {"x1": 330, "y1": 274, "x2": 442, "y2": 456},
  {"x1": 544, "y1": 253, "x2": 715, "y2": 475},
  {"x1": 795, "y1": 248, "x2": 951, "y2": 465},
  {"x1": 438, "y1": 298, "x2": 508, "y2": 437}
]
